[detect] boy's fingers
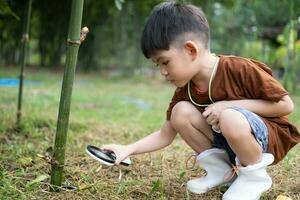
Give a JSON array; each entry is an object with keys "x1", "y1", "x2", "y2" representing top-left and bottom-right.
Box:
[
  {"x1": 115, "y1": 157, "x2": 123, "y2": 165},
  {"x1": 210, "y1": 118, "x2": 217, "y2": 125},
  {"x1": 206, "y1": 114, "x2": 214, "y2": 124},
  {"x1": 202, "y1": 110, "x2": 209, "y2": 118},
  {"x1": 101, "y1": 144, "x2": 114, "y2": 150}
]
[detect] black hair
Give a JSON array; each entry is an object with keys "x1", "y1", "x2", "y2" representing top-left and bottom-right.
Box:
[{"x1": 141, "y1": 1, "x2": 210, "y2": 58}]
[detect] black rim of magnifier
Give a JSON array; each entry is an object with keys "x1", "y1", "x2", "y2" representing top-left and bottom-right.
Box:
[
  {"x1": 86, "y1": 145, "x2": 130, "y2": 166},
  {"x1": 87, "y1": 145, "x2": 115, "y2": 164}
]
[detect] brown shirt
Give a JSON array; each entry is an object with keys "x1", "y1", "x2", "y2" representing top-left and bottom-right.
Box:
[{"x1": 166, "y1": 55, "x2": 300, "y2": 164}]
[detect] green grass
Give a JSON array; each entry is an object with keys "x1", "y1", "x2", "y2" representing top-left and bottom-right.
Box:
[{"x1": 0, "y1": 67, "x2": 299, "y2": 200}]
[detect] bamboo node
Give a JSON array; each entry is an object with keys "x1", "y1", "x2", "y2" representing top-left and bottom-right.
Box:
[
  {"x1": 66, "y1": 27, "x2": 89, "y2": 45},
  {"x1": 67, "y1": 39, "x2": 81, "y2": 45},
  {"x1": 80, "y1": 26, "x2": 89, "y2": 43},
  {"x1": 48, "y1": 156, "x2": 59, "y2": 166}
]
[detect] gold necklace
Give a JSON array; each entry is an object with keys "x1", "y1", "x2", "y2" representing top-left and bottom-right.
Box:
[{"x1": 187, "y1": 55, "x2": 219, "y2": 107}]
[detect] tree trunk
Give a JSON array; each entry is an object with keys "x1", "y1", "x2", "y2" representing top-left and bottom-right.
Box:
[{"x1": 50, "y1": 0, "x2": 84, "y2": 191}]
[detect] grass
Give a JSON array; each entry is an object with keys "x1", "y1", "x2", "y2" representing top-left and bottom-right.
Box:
[{"x1": 0, "y1": 67, "x2": 299, "y2": 200}]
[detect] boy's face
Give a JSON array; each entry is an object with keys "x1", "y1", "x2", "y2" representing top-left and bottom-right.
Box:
[{"x1": 151, "y1": 43, "x2": 200, "y2": 87}]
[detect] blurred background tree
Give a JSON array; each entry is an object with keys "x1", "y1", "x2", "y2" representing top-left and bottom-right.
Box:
[{"x1": 1, "y1": 0, "x2": 299, "y2": 91}]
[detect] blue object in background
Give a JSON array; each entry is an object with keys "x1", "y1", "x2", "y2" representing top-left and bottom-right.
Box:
[
  {"x1": 122, "y1": 96, "x2": 151, "y2": 111},
  {"x1": 0, "y1": 78, "x2": 43, "y2": 87}
]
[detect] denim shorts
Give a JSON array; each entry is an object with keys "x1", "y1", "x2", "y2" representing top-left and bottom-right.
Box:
[{"x1": 212, "y1": 107, "x2": 268, "y2": 164}]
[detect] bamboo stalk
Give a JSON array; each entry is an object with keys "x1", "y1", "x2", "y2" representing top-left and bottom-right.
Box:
[
  {"x1": 50, "y1": 0, "x2": 85, "y2": 191},
  {"x1": 16, "y1": 0, "x2": 32, "y2": 127}
]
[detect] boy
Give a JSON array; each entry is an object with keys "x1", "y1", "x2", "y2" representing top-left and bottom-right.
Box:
[{"x1": 101, "y1": 1, "x2": 300, "y2": 199}]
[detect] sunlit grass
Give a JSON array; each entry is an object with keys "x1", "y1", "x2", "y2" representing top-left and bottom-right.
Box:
[{"x1": 0, "y1": 68, "x2": 299, "y2": 199}]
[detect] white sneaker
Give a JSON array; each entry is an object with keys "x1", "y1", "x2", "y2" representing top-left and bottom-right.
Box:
[
  {"x1": 187, "y1": 148, "x2": 236, "y2": 194},
  {"x1": 222, "y1": 153, "x2": 274, "y2": 200}
]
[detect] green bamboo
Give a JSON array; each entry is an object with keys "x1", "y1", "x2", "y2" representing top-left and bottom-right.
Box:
[
  {"x1": 50, "y1": 0, "x2": 84, "y2": 191},
  {"x1": 16, "y1": 0, "x2": 32, "y2": 127}
]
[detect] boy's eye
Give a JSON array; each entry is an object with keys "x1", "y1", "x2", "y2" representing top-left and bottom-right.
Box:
[{"x1": 162, "y1": 61, "x2": 169, "y2": 65}]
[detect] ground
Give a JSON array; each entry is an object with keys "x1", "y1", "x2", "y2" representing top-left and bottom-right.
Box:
[{"x1": 0, "y1": 68, "x2": 299, "y2": 199}]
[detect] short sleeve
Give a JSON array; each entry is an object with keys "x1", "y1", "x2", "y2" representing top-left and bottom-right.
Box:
[
  {"x1": 166, "y1": 87, "x2": 188, "y2": 120},
  {"x1": 240, "y1": 59, "x2": 288, "y2": 102}
]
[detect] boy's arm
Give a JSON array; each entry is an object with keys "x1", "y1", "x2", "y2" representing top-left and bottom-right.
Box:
[
  {"x1": 225, "y1": 95, "x2": 294, "y2": 117},
  {"x1": 102, "y1": 120, "x2": 177, "y2": 164},
  {"x1": 203, "y1": 95, "x2": 294, "y2": 125},
  {"x1": 128, "y1": 121, "x2": 177, "y2": 154}
]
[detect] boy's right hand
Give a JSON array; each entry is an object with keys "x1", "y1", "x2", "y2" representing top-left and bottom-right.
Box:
[{"x1": 101, "y1": 144, "x2": 133, "y2": 165}]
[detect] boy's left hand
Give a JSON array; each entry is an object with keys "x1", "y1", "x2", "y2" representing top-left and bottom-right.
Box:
[
  {"x1": 101, "y1": 144, "x2": 133, "y2": 165},
  {"x1": 202, "y1": 101, "x2": 231, "y2": 126}
]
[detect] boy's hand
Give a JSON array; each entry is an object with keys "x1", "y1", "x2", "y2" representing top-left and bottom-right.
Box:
[
  {"x1": 203, "y1": 101, "x2": 231, "y2": 126},
  {"x1": 101, "y1": 144, "x2": 133, "y2": 165}
]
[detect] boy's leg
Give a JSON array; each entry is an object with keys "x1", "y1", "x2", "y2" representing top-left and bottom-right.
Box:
[
  {"x1": 171, "y1": 101, "x2": 236, "y2": 194},
  {"x1": 170, "y1": 101, "x2": 213, "y2": 153},
  {"x1": 219, "y1": 108, "x2": 274, "y2": 200},
  {"x1": 219, "y1": 108, "x2": 263, "y2": 165}
]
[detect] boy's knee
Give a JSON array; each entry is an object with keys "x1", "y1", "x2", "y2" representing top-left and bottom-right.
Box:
[
  {"x1": 219, "y1": 108, "x2": 251, "y2": 140},
  {"x1": 170, "y1": 101, "x2": 195, "y2": 129}
]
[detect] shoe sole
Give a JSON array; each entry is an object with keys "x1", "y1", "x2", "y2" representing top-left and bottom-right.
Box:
[{"x1": 187, "y1": 182, "x2": 232, "y2": 194}]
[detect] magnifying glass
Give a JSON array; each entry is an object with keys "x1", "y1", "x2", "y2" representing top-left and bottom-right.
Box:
[{"x1": 86, "y1": 145, "x2": 131, "y2": 166}]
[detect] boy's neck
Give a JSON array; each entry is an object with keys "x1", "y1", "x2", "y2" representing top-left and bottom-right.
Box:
[{"x1": 191, "y1": 51, "x2": 219, "y2": 90}]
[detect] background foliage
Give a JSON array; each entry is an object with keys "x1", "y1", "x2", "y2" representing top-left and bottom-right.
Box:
[
  {"x1": 1, "y1": 1, "x2": 300, "y2": 199},
  {"x1": 0, "y1": 0, "x2": 300, "y2": 88}
]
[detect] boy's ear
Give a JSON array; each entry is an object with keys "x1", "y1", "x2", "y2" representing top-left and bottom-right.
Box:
[{"x1": 184, "y1": 40, "x2": 199, "y2": 60}]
